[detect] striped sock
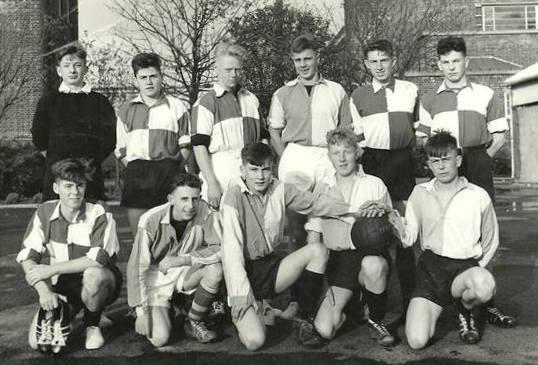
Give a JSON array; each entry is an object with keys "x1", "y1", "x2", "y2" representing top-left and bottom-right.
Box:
[{"x1": 188, "y1": 284, "x2": 217, "y2": 321}]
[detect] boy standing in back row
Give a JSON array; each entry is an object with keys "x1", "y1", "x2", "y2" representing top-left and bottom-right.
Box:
[
  {"x1": 268, "y1": 33, "x2": 352, "y2": 250},
  {"x1": 115, "y1": 53, "x2": 191, "y2": 237},
  {"x1": 32, "y1": 45, "x2": 116, "y2": 202},
  {"x1": 349, "y1": 39, "x2": 418, "y2": 316},
  {"x1": 417, "y1": 36, "x2": 515, "y2": 328}
]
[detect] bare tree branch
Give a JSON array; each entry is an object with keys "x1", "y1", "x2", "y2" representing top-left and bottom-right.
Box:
[
  {"x1": 112, "y1": 0, "x2": 255, "y2": 105},
  {"x1": 345, "y1": 0, "x2": 472, "y2": 83}
]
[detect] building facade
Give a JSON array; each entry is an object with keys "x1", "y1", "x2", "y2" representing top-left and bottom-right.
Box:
[{"x1": 0, "y1": 0, "x2": 78, "y2": 140}]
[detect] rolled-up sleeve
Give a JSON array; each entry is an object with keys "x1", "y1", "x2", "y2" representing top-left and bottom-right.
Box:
[
  {"x1": 349, "y1": 94, "x2": 366, "y2": 145},
  {"x1": 87, "y1": 212, "x2": 119, "y2": 266},
  {"x1": 16, "y1": 212, "x2": 46, "y2": 264},
  {"x1": 268, "y1": 90, "x2": 286, "y2": 130}
]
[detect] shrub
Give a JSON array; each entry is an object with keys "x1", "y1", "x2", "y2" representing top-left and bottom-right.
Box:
[{"x1": 0, "y1": 140, "x2": 45, "y2": 202}]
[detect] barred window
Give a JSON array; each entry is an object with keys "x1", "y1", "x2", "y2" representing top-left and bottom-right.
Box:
[{"x1": 478, "y1": 3, "x2": 538, "y2": 31}]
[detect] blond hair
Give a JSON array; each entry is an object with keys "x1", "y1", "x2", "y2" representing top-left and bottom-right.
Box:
[{"x1": 214, "y1": 39, "x2": 247, "y2": 62}]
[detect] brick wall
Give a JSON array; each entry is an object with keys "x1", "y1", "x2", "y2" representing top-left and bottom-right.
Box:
[{"x1": 0, "y1": 0, "x2": 45, "y2": 140}]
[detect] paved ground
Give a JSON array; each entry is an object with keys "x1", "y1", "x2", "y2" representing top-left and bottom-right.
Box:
[{"x1": 1, "y1": 182, "x2": 538, "y2": 364}]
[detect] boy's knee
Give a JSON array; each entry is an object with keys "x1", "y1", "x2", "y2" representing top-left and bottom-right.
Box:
[
  {"x1": 361, "y1": 256, "x2": 387, "y2": 281},
  {"x1": 241, "y1": 331, "x2": 265, "y2": 351},
  {"x1": 471, "y1": 270, "x2": 496, "y2": 302},
  {"x1": 149, "y1": 331, "x2": 170, "y2": 348},
  {"x1": 82, "y1": 267, "x2": 111, "y2": 294},
  {"x1": 406, "y1": 332, "x2": 429, "y2": 350},
  {"x1": 204, "y1": 263, "x2": 223, "y2": 285},
  {"x1": 315, "y1": 321, "x2": 335, "y2": 340},
  {"x1": 405, "y1": 321, "x2": 430, "y2": 350}
]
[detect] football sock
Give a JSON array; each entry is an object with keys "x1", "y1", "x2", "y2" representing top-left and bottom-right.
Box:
[
  {"x1": 83, "y1": 308, "x2": 101, "y2": 327},
  {"x1": 189, "y1": 283, "x2": 218, "y2": 321},
  {"x1": 293, "y1": 270, "x2": 324, "y2": 320},
  {"x1": 365, "y1": 289, "x2": 387, "y2": 323}
]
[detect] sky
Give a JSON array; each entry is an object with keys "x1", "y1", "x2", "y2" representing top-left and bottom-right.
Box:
[{"x1": 78, "y1": 0, "x2": 345, "y2": 44}]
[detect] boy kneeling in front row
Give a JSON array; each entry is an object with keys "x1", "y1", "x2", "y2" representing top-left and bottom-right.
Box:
[
  {"x1": 18, "y1": 158, "x2": 122, "y2": 353},
  {"x1": 308, "y1": 128, "x2": 396, "y2": 347},
  {"x1": 390, "y1": 131, "x2": 498, "y2": 349},
  {"x1": 220, "y1": 142, "x2": 370, "y2": 351},
  {"x1": 127, "y1": 173, "x2": 223, "y2": 346}
]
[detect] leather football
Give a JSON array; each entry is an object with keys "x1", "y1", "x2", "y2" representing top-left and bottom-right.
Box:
[{"x1": 350, "y1": 215, "x2": 394, "y2": 254}]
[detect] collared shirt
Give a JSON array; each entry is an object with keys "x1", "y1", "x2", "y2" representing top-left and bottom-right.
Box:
[
  {"x1": 191, "y1": 83, "x2": 262, "y2": 154},
  {"x1": 268, "y1": 76, "x2": 352, "y2": 147},
  {"x1": 306, "y1": 167, "x2": 392, "y2": 251},
  {"x1": 115, "y1": 94, "x2": 190, "y2": 163},
  {"x1": 350, "y1": 79, "x2": 419, "y2": 149},
  {"x1": 16, "y1": 201, "x2": 120, "y2": 283},
  {"x1": 220, "y1": 178, "x2": 352, "y2": 307},
  {"x1": 127, "y1": 201, "x2": 220, "y2": 309},
  {"x1": 400, "y1": 177, "x2": 498, "y2": 267},
  {"x1": 58, "y1": 82, "x2": 92, "y2": 94},
  {"x1": 417, "y1": 81, "x2": 509, "y2": 147}
]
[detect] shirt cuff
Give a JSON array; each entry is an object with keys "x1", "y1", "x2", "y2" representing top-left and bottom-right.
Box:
[
  {"x1": 86, "y1": 247, "x2": 111, "y2": 266},
  {"x1": 16, "y1": 248, "x2": 42, "y2": 264},
  {"x1": 191, "y1": 133, "x2": 211, "y2": 147},
  {"x1": 227, "y1": 290, "x2": 255, "y2": 307}
]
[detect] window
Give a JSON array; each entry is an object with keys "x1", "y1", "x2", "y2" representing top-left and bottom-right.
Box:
[{"x1": 480, "y1": 3, "x2": 538, "y2": 31}]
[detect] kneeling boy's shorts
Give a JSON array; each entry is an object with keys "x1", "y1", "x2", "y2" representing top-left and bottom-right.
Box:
[
  {"x1": 245, "y1": 253, "x2": 285, "y2": 300},
  {"x1": 53, "y1": 264, "x2": 123, "y2": 310},
  {"x1": 142, "y1": 266, "x2": 199, "y2": 308},
  {"x1": 413, "y1": 250, "x2": 478, "y2": 307},
  {"x1": 326, "y1": 248, "x2": 392, "y2": 291}
]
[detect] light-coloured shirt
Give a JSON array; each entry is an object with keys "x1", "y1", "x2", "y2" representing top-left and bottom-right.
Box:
[
  {"x1": 191, "y1": 83, "x2": 262, "y2": 154},
  {"x1": 400, "y1": 177, "x2": 499, "y2": 267},
  {"x1": 115, "y1": 94, "x2": 190, "y2": 163},
  {"x1": 417, "y1": 81, "x2": 509, "y2": 147},
  {"x1": 220, "y1": 178, "x2": 352, "y2": 307},
  {"x1": 127, "y1": 202, "x2": 220, "y2": 309},
  {"x1": 58, "y1": 82, "x2": 92, "y2": 94},
  {"x1": 268, "y1": 76, "x2": 351, "y2": 147},
  {"x1": 350, "y1": 79, "x2": 418, "y2": 150},
  {"x1": 306, "y1": 167, "x2": 392, "y2": 251},
  {"x1": 16, "y1": 201, "x2": 120, "y2": 283}
]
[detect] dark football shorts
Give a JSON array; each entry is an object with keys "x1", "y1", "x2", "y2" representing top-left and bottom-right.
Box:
[
  {"x1": 244, "y1": 253, "x2": 285, "y2": 300},
  {"x1": 52, "y1": 265, "x2": 123, "y2": 310},
  {"x1": 413, "y1": 250, "x2": 478, "y2": 307},
  {"x1": 361, "y1": 147, "x2": 416, "y2": 201},
  {"x1": 121, "y1": 159, "x2": 185, "y2": 209},
  {"x1": 326, "y1": 248, "x2": 392, "y2": 292}
]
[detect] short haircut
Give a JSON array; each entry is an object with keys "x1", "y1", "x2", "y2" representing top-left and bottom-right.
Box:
[
  {"x1": 56, "y1": 45, "x2": 87, "y2": 65},
  {"x1": 131, "y1": 52, "x2": 161, "y2": 76},
  {"x1": 290, "y1": 33, "x2": 318, "y2": 54},
  {"x1": 51, "y1": 158, "x2": 94, "y2": 184},
  {"x1": 168, "y1": 173, "x2": 202, "y2": 194},
  {"x1": 241, "y1": 142, "x2": 275, "y2": 166},
  {"x1": 425, "y1": 130, "x2": 461, "y2": 158},
  {"x1": 437, "y1": 36, "x2": 467, "y2": 57},
  {"x1": 326, "y1": 127, "x2": 360, "y2": 150},
  {"x1": 364, "y1": 39, "x2": 394, "y2": 58},
  {"x1": 214, "y1": 39, "x2": 247, "y2": 63}
]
